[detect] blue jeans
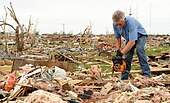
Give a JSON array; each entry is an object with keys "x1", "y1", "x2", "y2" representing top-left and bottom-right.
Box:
[{"x1": 121, "y1": 36, "x2": 151, "y2": 80}]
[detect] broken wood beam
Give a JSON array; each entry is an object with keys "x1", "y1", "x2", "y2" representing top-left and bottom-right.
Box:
[
  {"x1": 75, "y1": 85, "x2": 102, "y2": 89},
  {"x1": 158, "y1": 80, "x2": 170, "y2": 85},
  {"x1": 95, "y1": 58, "x2": 112, "y2": 65},
  {"x1": 59, "y1": 53, "x2": 82, "y2": 64},
  {"x1": 107, "y1": 68, "x2": 170, "y2": 75}
]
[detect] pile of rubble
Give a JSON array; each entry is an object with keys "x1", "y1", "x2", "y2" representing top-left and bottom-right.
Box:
[
  {"x1": 0, "y1": 34, "x2": 169, "y2": 103},
  {"x1": 0, "y1": 64, "x2": 170, "y2": 103}
]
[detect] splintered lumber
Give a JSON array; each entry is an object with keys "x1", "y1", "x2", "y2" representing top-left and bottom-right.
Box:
[
  {"x1": 100, "y1": 82, "x2": 113, "y2": 95},
  {"x1": 95, "y1": 58, "x2": 112, "y2": 65},
  {"x1": 16, "y1": 83, "x2": 32, "y2": 88},
  {"x1": 68, "y1": 80, "x2": 83, "y2": 85},
  {"x1": 133, "y1": 67, "x2": 170, "y2": 74},
  {"x1": 11, "y1": 59, "x2": 76, "y2": 72},
  {"x1": 158, "y1": 81, "x2": 170, "y2": 85},
  {"x1": 59, "y1": 53, "x2": 82, "y2": 64},
  {"x1": 54, "y1": 79, "x2": 83, "y2": 86},
  {"x1": 9, "y1": 87, "x2": 25, "y2": 100},
  {"x1": 82, "y1": 79, "x2": 112, "y2": 84},
  {"x1": 107, "y1": 68, "x2": 170, "y2": 75},
  {"x1": 75, "y1": 85, "x2": 102, "y2": 89}
]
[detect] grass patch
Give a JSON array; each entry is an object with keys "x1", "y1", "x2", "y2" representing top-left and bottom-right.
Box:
[
  {"x1": 145, "y1": 46, "x2": 170, "y2": 56},
  {"x1": 84, "y1": 64, "x2": 91, "y2": 69},
  {"x1": 99, "y1": 65, "x2": 112, "y2": 71},
  {"x1": 131, "y1": 64, "x2": 140, "y2": 70}
]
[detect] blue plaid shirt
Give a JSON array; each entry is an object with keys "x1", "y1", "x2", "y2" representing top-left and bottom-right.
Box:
[{"x1": 113, "y1": 16, "x2": 147, "y2": 42}]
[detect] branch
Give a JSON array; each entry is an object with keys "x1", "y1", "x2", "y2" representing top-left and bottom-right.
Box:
[
  {"x1": 7, "y1": 2, "x2": 24, "y2": 33},
  {"x1": 0, "y1": 22, "x2": 15, "y2": 30},
  {"x1": 27, "y1": 15, "x2": 32, "y2": 33}
]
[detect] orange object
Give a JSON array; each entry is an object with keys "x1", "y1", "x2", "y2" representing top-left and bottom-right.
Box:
[
  {"x1": 5, "y1": 71, "x2": 16, "y2": 92},
  {"x1": 112, "y1": 56, "x2": 127, "y2": 73},
  {"x1": 112, "y1": 60, "x2": 126, "y2": 72}
]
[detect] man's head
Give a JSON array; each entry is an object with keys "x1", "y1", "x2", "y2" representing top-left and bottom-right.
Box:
[{"x1": 112, "y1": 10, "x2": 126, "y2": 28}]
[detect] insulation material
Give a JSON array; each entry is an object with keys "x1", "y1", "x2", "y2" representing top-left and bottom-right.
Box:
[{"x1": 24, "y1": 90, "x2": 67, "y2": 103}]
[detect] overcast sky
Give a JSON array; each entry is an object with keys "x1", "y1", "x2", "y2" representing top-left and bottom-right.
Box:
[{"x1": 0, "y1": 0, "x2": 170, "y2": 35}]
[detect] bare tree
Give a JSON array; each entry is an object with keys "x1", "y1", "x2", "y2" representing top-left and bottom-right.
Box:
[
  {"x1": 0, "y1": 5, "x2": 16, "y2": 54},
  {"x1": 82, "y1": 20, "x2": 93, "y2": 38},
  {"x1": 0, "y1": 2, "x2": 37, "y2": 55},
  {"x1": 83, "y1": 25, "x2": 92, "y2": 36},
  {"x1": 7, "y1": 2, "x2": 25, "y2": 53},
  {"x1": 1, "y1": 6, "x2": 8, "y2": 54},
  {"x1": 23, "y1": 15, "x2": 37, "y2": 48}
]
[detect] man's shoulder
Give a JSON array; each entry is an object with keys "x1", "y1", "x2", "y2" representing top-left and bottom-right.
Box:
[
  {"x1": 126, "y1": 16, "x2": 136, "y2": 21},
  {"x1": 125, "y1": 16, "x2": 139, "y2": 27}
]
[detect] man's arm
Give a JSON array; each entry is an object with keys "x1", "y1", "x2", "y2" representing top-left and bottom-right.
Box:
[
  {"x1": 116, "y1": 37, "x2": 121, "y2": 50},
  {"x1": 120, "y1": 17, "x2": 137, "y2": 55},
  {"x1": 121, "y1": 40, "x2": 135, "y2": 55}
]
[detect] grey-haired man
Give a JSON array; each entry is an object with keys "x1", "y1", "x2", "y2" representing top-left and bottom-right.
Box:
[{"x1": 112, "y1": 10, "x2": 150, "y2": 80}]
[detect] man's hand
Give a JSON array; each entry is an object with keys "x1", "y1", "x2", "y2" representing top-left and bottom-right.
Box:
[{"x1": 116, "y1": 50, "x2": 123, "y2": 57}]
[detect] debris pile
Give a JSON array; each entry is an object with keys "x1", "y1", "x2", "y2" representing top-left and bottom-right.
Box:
[
  {"x1": 0, "y1": 34, "x2": 169, "y2": 102},
  {"x1": 0, "y1": 63, "x2": 170, "y2": 103}
]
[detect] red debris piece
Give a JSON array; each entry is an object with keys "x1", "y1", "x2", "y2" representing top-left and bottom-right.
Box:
[{"x1": 5, "y1": 71, "x2": 17, "y2": 92}]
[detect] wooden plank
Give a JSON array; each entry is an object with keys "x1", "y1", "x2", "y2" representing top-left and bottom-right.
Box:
[
  {"x1": 95, "y1": 58, "x2": 112, "y2": 65},
  {"x1": 59, "y1": 53, "x2": 82, "y2": 64},
  {"x1": 75, "y1": 85, "x2": 102, "y2": 89},
  {"x1": 100, "y1": 82, "x2": 113, "y2": 95},
  {"x1": 158, "y1": 80, "x2": 170, "y2": 85},
  {"x1": 133, "y1": 67, "x2": 170, "y2": 73},
  {"x1": 82, "y1": 79, "x2": 112, "y2": 84},
  {"x1": 107, "y1": 68, "x2": 170, "y2": 75},
  {"x1": 16, "y1": 83, "x2": 32, "y2": 87},
  {"x1": 11, "y1": 59, "x2": 76, "y2": 72},
  {"x1": 95, "y1": 58, "x2": 170, "y2": 74}
]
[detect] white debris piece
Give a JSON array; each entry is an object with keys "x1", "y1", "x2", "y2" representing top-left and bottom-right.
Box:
[{"x1": 48, "y1": 66, "x2": 66, "y2": 79}]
